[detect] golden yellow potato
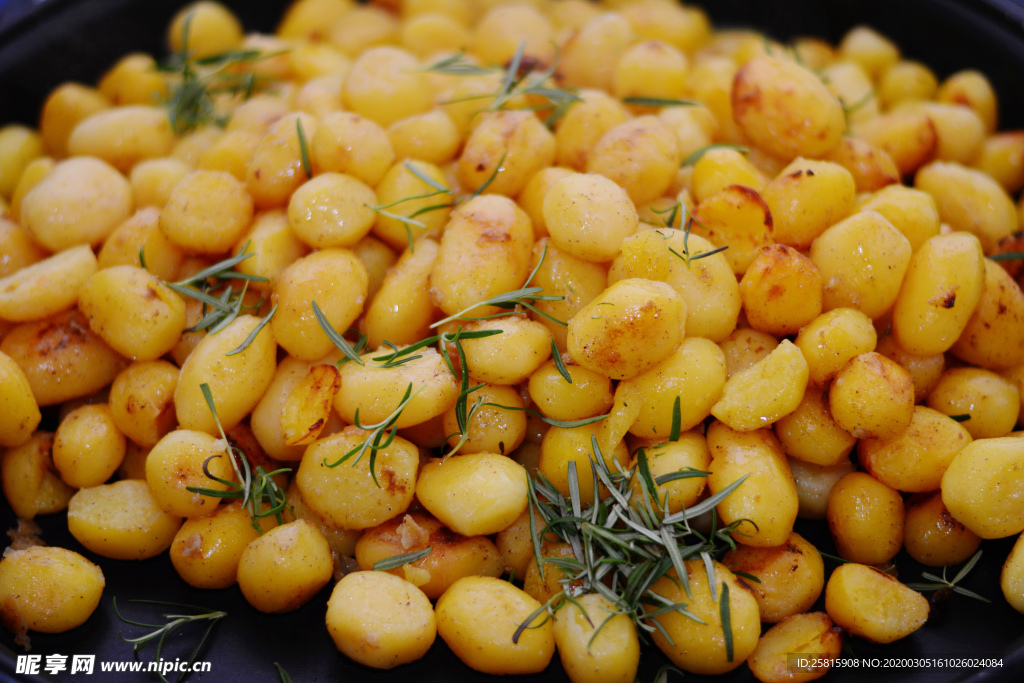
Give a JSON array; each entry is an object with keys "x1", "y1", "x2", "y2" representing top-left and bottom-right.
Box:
[
  {"x1": 272, "y1": 248, "x2": 368, "y2": 361},
  {"x1": 175, "y1": 314, "x2": 277, "y2": 435},
  {"x1": 829, "y1": 352, "x2": 915, "y2": 440},
  {"x1": 567, "y1": 278, "x2": 685, "y2": 381},
  {"x1": 859, "y1": 406, "x2": 972, "y2": 492},
  {"x1": 789, "y1": 457, "x2": 855, "y2": 521},
  {"x1": 327, "y1": 571, "x2": 436, "y2": 669},
  {"x1": 78, "y1": 265, "x2": 186, "y2": 361},
  {"x1": 897, "y1": 101, "x2": 985, "y2": 164},
  {"x1": 527, "y1": 239, "x2": 609, "y2": 350},
  {"x1": 690, "y1": 147, "x2": 766, "y2": 203},
  {"x1": 0, "y1": 350, "x2": 41, "y2": 448},
  {"x1": 435, "y1": 576, "x2": 555, "y2": 675},
  {"x1": 1002, "y1": 532, "x2": 1024, "y2": 613},
  {"x1": 0, "y1": 125, "x2": 43, "y2": 198},
  {"x1": 39, "y1": 82, "x2": 110, "y2": 159},
  {"x1": 441, "y1": 384, "x2": 527, "y2": 457},
  {"x1": 773, "y1": 386, "x2": 856, "y2": 467},
  {"x1": 286, "y1": 173, "x2": 376, "y2": 249},
  {"x1": 160, "y1": 169, "x2": 255, "y2": 254},
  {"x1": 539, "y1": 421, "x2": 630, "y2": 506},
  {"x1": 458, "y1": 316, "x2": 552, "y2": 386},
  {"x1": 942, "y1": 436, "x2": 1024, "y2": 539},
  {"x1": 430, "y1": 194, "x2": 533, "y2": 319},
  {"x1": 622, "y1": 337, "x2": 727, "y2": 438},
  {"x1": 355, "y1": 512, "x2": 503, "y2": 599},
  {"x1": 875, "y1": 333, "x2": 945, "y2": 403},
  {"x1": 762, "y1": 158, "x2": 855, "y2": 249},
  {"x1": 170, "y1": 500, "x2": 264, "y2": 589},
  {"x1": 647, "y1": 560, "x2": 760, "y2": 675},
  {"x1": 0, "y1": 216, "x2": 49, "y2": 280},
  {"x1": 246, "y1": 112, "x2": 317, "y2": 209},
  {"x1": 98, "y1": 206, "x2": 185, "y2": 282},
  {"x1": 457, "y1": 110, "x2": 556, "y2": 198},
  {"x1": 722, "y1": 532, "x2": 824, "y2": 623},
  {"x1": 145, "y1": 428, "x2": 234, "y2": 519},
  {"x1": 857, "y1": 184, "x2": 940, "y2": 252},
  {"x1": 950, "y1": 259, "x2": 1024, "y2": 370},
  {"x1": 168, "y1": 1, "x2": 243, "y2": 57},
  {"x1": 106, "y1": 360, "x2": 178, "y2": 450},
  {"x1": 711, "y1": 340, "x2": 809, "y2": 432},
  {"x1": 528, "y1": 360, "x2": 613, "y2": 424},
  {"x1": 0, "y1": 546, "x2": 104, "y2": 635},
  {"x1": 824, "y1": 563, "x2": 929, "y2": 643},
  {"x1": 855, "y1": 109, "x2": 937, "y2": 176},
  {"x1": 0, "y1": 309, "x2": 127, "y2": 407},
  {"x1": 916, "y1": 161, "x2": 1016, "y2": 253},
  {"x1": 68, "y1": 471, "x2": 178, "y2": 561},
  {"x1": 52, "y1": 403, "x2": 125, "y2": 488},
  {"x1": 811, "y1": 211, "x2": 911, "y2": 319},
  {"x1": 718, "y1": 327, "x2": 779, "y2": 377},
  {"x1": 613, "y1": 227, "x2": 741, "y2": 343},
  {"x1": 732, "y1": 56, "x2": 845, "y2": 160},
  {"x1": 553, "y1": 593, "x2": 640, "y2": 683},
  {"x1": 335, "y1": 346, "x2": 458, "y2": 429},
  {"x1": 342, "y1": 46, "x2": 432, "y2": 127},
  {"x1": 692, "y1": 185, "x2": 773, "y2": 275},
  {"x1": 706, "y1": 422, "x2": 799, "y2": 547},
  {"x1": 1, "y1": 432, "x2": 74, "y2": 519},
  {"x1": 66, "y1": 105, "x2": 175, "y2": 172},
  {"x1": 628, "y1": 431, "x2": 710, "y2": 513},
  {"x1": 748, "y1": 612, "x2": 843, "y2": 683},
  {"x1": 822, "y1": 136, "x2": 900, "y2": 193},
  {"x1": 903, "y1": 492, "x2": 982, "y2": 568},
  {"x1": 827, "y1": 472, "x2": 904, "y2": 564},
  {"x1": 280, "y1": 363, "x2": 340, "y2": 447},
  {"x1": 237, "y1": 519, "x2": 333, "y2": 613},
  {"x1": 297, "y1": 426, "x2": 419, "y2": 530},
  {"x1": 975, "y1": 131, "x2": 1024, "y2": 193},
  {"x1": 586, "y1": 115, "x2": 680, "y2": 206},
  {"x1": 0, "y1": 244, "x2": 96, "y2": 323},
  {"x1": 542, "y1": 172, "x2": 639, "y2": 263},
  {"x1": 926, "y1": 367, "x2": 1020, "y2": 439},
  {"x1": 416, "y1": 453, "x2": 527, "y2": 536},
  {"x1": 891, "y1": 232, "x2": 985, "y2": 355},
  {"x1": 20, "y1": 156, "x2": 133, "y2": 252},
  {"x1": 740, "y1": 244, "x2": 823, "y2": 336}
]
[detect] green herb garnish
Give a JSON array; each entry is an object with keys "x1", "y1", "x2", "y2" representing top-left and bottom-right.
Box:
[
  {"x1": 185, "y1": 383, "x2": 290, "y2": 532},
  {"x1": 113, "y1": 598, "x2": 226, "y2": 683},
  {"x1": 373, "y1": 548, "x2": 433, "y2": 571},
  {"x1": 296, "y1": 118, "x2": 312, "y2": 179},
  {"x1": 906, "y1": 549, "x2": 990, "y2": 603}
]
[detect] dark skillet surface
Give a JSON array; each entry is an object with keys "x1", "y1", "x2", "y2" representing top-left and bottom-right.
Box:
[{"x1": 2, "y1": 1, "x2": 1024, "y2": 682}]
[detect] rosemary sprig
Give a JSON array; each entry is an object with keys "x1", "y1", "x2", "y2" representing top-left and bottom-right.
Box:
[
  {"x1": 373, "y1": 547, "x2": 433, "y2": 571},
  {"x1": 668, "y1": 397, "x2": 682, "y2": 441},
  {"x1": 524, "y1": 433, "x2": 750, "y2": 652},
  {"x1": 622, "y1": 97, "x2": 699, "y2": 108},
  {"x1": 296, "y1": 119, "x2": 312, "y2": 179},
  {"x1": 949, "y1": 413, "x2": 971, "y2": 422},
  {"x1": 323, "y1": 383, "x2": 423, "y2": 486},
  {"x1": 905, "y1": 550, "x2": 990, "y2": 603},
  {"x1": 438, "y1": 42, "x2": 580, "y2": 128},
  {"x1": 113, "y1": 598, "x2": 226, "y2": 683},
  {"x1": 551, "y1": 340, "x2": 572, "y2": 384},
  {"x1": 430, "y1": 244, "x2": 566, "y2": 328},
  {"x1": 990, "y1": 252, "x2": 1024, "y2": 261},
  {"x1": 158, "y1": 15, "x2": 281, "y2": 134},
  {"x1": 680, "y1": 144, "x2": 750, "y2": 168},
  {"x1": 371, "y1": 327, "x2": 502, "y2": 369},
  {"x1": 365, "y1": 162, "x2": 455, "y2": 252},
  {"x1": 275, "y1": 663, "x2": 293, "y2": 683},
  {"x1": 311, "y1": 300, "x2": 367, "y2": 366},
  {"x1": 658, "y1": 205, "x2": 728, "y2": 268},
  {"x1": 161, "y1": 242, "x2": 272, "y2": 349},
  {"x1": 185, "y1": 383, "x2": 290, "y2": 532},
  {"x1": 419, "y1": 50, "x2": 492, "y2": 76}
]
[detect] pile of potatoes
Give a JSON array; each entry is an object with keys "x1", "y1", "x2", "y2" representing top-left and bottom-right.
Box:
[{"x1": 2, "y1": 0, "x2": 1024, "y2": 681}]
